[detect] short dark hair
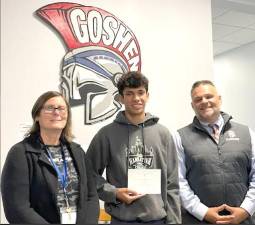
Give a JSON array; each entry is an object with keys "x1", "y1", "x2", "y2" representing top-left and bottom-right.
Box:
[
  {"x1": 191, "y1": 80, "x2": 215, "y2": 95},
  {"x1": 117, "y1": 71, "x2": 149, "y2": 96},
  {"x1": 26, "y1": 91, "x2": 74, "y2": 142}
]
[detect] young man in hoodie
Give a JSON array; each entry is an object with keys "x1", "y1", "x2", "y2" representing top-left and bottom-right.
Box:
[{"x1": 86, "y1": 71, "x2": 181, "y2": 224}]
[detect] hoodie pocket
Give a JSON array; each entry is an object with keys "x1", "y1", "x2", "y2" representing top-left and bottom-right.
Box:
[{"x1": 105, "y1": 194, "x2": 166, "y2": 222}]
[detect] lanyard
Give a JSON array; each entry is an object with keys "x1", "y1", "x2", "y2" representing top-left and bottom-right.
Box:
[
  {"x1": 46, "y1": 146, "x2": 71, "y2": 210},
  {"x1": 46, "y1": 146, "x2": 68, "y2": 190}
]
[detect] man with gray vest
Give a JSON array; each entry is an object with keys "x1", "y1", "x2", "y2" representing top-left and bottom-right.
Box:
[{"x1": 174, "y1": 80, "x2": 255, "y2": 224}]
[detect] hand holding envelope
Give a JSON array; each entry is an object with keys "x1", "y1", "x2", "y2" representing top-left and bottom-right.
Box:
[
  {"x1": 116, "y1": 169, "x2": 161, "y2": 204},
  {"x1": 116, "y1": 188, "x2": 145, "y2": 204}
]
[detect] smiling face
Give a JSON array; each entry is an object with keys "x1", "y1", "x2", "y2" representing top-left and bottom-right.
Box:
[
  {"x1": 191, "y1": 84, "x2": 222, "y2": 124},
  {"x1": 120, "y1": 86, "x2": 149, "y2": 120},
  {"x1": 36, "y1": 96, "x2": 68, "y2": 133}
]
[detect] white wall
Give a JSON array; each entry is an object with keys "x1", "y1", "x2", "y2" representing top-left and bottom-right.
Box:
[
  {"x1": 1, "y1": 0, "x2": 213, "y2": 223},
  {"x1": 214, "y1": 41, "x2": 255, "y2": 130}
]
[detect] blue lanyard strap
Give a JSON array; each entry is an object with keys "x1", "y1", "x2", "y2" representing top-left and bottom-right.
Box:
[{"x1": 46, "y1": 146, "x2": 68, "y2": 190}]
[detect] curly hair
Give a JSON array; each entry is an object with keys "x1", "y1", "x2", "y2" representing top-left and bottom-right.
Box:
[{"x1": 117, "y1": 71, "x2": 149, "y2": 96}]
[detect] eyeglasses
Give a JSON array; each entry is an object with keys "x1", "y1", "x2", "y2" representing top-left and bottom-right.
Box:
[{"x1": 43, "y1": 105, "x2": 67, "y2": 114}]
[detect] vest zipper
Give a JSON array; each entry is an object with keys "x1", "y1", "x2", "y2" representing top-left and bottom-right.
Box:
[{"x1": 217, "y1": 144, "x2": 226, "y2": 205}]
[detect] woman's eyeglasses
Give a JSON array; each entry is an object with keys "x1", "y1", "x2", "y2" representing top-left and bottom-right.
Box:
[{"x1": 43, "y1": 105, "x2": 67, "y2": 114}]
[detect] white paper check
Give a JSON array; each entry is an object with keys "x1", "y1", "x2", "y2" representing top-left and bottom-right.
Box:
[{"x1": 128, "y1": 169, "x2": 161, "y2": 194}]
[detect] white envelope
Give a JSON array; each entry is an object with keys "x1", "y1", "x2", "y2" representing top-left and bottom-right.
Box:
[{"x1": 128, "y1": 169, "x2": 161, "y2": 194}]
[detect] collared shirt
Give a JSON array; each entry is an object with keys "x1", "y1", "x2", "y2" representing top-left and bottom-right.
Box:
[
  {"x1": 199, "y1": 114, "x2": 224, "y2": 136},
  {"x1": 173, "y1": 116, "x2": 255, "y2": 221}
]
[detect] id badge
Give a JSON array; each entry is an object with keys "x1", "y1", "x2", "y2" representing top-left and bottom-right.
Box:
[{"x1": 60, "y1": 209, "x2": 77, "y2": 224}]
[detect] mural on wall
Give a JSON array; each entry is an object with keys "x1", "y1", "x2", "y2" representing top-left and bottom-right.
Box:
[{"x1": 36, "y1": 2, "x2": 141, "y2": 124}]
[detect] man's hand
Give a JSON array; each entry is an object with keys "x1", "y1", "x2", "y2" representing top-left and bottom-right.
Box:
[
  {"x1": 204, "y1": 205, "x2": 234, "y2": 224},
  {"x1": 116, "y1": 188, "x2": 145, "y2": 204},
  {"x1": 216, "y1": 205, "x2": 249, "y2": 224}
]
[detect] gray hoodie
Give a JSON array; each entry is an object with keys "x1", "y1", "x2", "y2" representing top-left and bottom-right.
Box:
[{"x1": 86, "y1": 111, "x2": 181, "y2": 223}]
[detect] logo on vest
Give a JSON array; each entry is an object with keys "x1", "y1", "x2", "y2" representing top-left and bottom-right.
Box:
[
  {"x1": 36, "y1": 2, "x2": 141, "y2": 124},
  {"x1": 226, "y1": 130, "x2": 240, "y2": 141}
]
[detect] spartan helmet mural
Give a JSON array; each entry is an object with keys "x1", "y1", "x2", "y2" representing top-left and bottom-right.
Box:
[
  {"x1": 36, "y1": 2, "x2": 141, "y2": 124},
  {"x1": 61, "y1": 46, "x2": 127, "y2": 124}
]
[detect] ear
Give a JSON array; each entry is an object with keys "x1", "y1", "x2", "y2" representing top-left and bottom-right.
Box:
[
  {"x1": 191, "y1": 101, "x2": 194, "y2": 110},
  {"x1": 119, "y1": 94, "x2": 124, "y2": 104},
  {"x1": 219, "y1": 95, "x2": 222, "y2": 105}
]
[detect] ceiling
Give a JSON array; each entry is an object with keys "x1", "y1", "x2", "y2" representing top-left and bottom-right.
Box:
[{"x1": 212, "y1": 0, "x2": 255, "y2": 56}]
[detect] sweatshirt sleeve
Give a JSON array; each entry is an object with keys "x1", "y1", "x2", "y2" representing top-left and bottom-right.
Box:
[
  {"x1": 165, "y1": 133, "x2": 182, "y2": 224},
  {"x1": 86, "y1": 130, "x2": 118, "y2": 203},
  {"x1": 1, "y1": 144, "x2": 49, "y2": 224}
]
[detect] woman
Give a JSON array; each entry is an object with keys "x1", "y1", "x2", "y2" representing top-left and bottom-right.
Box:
[{"x1": 1, "y1": 91, "x2": 99, "y2": 224}]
